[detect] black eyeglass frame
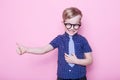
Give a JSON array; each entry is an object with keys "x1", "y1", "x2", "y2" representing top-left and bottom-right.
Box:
[{"x1": 64, "y1": 23, "x2": 81, "y2": 30}]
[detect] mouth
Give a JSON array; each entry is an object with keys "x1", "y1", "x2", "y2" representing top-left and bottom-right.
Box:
[{"x1": 68, "y1": 30, "x2": 76, "y2": 34}]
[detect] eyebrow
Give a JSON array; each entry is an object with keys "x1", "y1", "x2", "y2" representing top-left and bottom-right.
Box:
[{"x1": 64, "y1": 22, "x2": 80, "y2": 24}]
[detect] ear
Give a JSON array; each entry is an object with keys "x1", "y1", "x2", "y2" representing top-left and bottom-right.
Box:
[
  {"x1": 61, "y1": 21, "x2": 64, "y2": 23},
  {"x1": 78, "y1": 21, "x2": 82, "y2": 27}
]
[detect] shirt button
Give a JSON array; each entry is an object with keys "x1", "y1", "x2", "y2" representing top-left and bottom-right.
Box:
[{"x1": 69, "y1": 70, "x2": 71, "y2": 72}]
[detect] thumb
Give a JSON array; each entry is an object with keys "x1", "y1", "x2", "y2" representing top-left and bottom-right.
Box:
[
  {"x1": 16, "y1": 43, "x2": 23, "y2": 55},
  {"x1": 16, "y1": 42, "x2": 19, "y2": 47},
  {"x1": 72, "y1": 53, "x2": 76, "y2": 57}
]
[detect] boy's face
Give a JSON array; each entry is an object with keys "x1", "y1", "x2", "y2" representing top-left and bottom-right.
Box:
[{"x1": 64, "y1": 15, "x2": 81, "y2": 36}]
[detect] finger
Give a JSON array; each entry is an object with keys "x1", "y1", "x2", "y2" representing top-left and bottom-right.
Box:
[
  {"x1": 65, "y1": 56, "x2": 71, "y2": 61},
  {"x1": 71, "y1": 53, "x2": 74, "y2": 55},
  {"x1": 65, "y1": 59, "x2": 72, "y2": 63},
  {"x1": 65, "y1": 55, "x2": 69, "y2": 59},
  {"x1": 18, "y1": 45, "x2": 24, "y2": 54},
  {"x1": 65, "y1": 55, "x2": 68, "y2": 59},
  {"x1": 16, "y1": 43, "x2": 22, "y2": 51},
  {"x1": 65, "y1": 55, "x2": 67, "y2": 59},
  {"x1": 65, "y1": 58, "x2": 69, "y2": 62},
  {"x1": 16, "y1": 43, "x2": 20, "y2": 47},
  {"x1": 72, "y1": 53, "x2": 76, "y2": 57},
  {"x1": 16, "y1": 47, "x2": 20, "y2": 54},
  {"x1": 64, "y1": 53, "x2": 68, "y2": 55},
  {"x1": 64, "y1": 53, "x2": 69, "y2": 57},
  {"x1": 16, "y1": 47, "x2": 22, "y2": 55}
]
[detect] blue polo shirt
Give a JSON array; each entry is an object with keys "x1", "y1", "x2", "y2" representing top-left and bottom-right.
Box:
[{"x1": 50, "y1": 32, "x2": 92, "y2": 79}]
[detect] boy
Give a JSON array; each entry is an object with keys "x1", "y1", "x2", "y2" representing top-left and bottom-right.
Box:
[{"x1": 16, "y1": 7, "x2": 93, "y2": 80}]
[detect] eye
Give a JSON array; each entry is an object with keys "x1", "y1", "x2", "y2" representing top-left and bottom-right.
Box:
[
  {"x1": 74, "y1": 24, "x2": 80, "y2": 29},
  {"x1": 64, "y1": 23, "x2": 71, "y2": 29}
]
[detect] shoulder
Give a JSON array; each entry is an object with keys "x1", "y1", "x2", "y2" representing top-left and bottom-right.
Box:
[
  {"x1": 77, "y1": 34, "x2": 87, "y2": 41},
  {"x1": 52, "y1": 34, "x2": 65, "y2": 41},
  {"x1": 55, "y1": 34, "x2": 64, "y2": 39}
]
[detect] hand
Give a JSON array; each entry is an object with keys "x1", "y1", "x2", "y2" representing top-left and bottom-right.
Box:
[
  {"x1": 16, "y1": 43, "x2": 27, "y2": 55},
  {"x1": 64, "y1": 53, "x2": 78, "y2": 64}
]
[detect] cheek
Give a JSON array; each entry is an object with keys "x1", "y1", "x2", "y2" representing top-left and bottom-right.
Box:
[
  {"x1": 74, "y1": 30, "x2": 78, "y2": 33},
  {"x1": 64, "y1": 27, "x2": 67, "y2": 31}
]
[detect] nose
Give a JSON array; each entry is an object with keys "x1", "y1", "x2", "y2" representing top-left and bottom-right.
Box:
[{"x1": 70, "y1": 25, "x2": 74, "y2": 30}]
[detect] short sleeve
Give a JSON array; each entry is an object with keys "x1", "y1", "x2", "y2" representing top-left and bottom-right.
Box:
[
  {"x1": 49, "y1": 35, "x2": 61, "y2": 49},
  {"x1": 82, "y1": 37, "x2": 92, "y2": 53}
]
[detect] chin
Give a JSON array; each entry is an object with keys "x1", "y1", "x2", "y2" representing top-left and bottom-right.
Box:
[
  {"x1": 68, "y1": 32, "x2": 77, "y2": 36},
  {"x1": 66, "y1": 30, "x2": 78, "y2": 36}
]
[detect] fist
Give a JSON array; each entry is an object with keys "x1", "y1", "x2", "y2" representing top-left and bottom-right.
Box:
[{"x1": 16, "y1": 43, "x2": 27, "y2": 55}]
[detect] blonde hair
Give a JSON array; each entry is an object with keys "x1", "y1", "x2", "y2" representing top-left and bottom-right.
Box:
[{"x1": 62, "y1": 7, "x2": 83, "y2": 22}]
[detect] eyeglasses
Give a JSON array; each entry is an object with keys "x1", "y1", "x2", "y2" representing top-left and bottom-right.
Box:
[{"x1": 64, "y1": 23, "x2": 81, "y2": 30}]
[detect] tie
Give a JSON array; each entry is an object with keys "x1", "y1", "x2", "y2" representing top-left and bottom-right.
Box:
[{"x1": 68, "y1": 36, "x2": 75, "y2": 67}]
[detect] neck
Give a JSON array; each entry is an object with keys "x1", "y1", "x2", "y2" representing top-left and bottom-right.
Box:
[{"x1": 65, "y1": 32, "x2": 78, "y2": 37}]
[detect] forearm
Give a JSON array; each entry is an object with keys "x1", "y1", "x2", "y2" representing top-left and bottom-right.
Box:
[
  {"x1": 26, "y1": 44, "x2": 53, "y2": 55},
  {"x1": 75, "y1": 58, "x2": 93, "y2": 66},
  {"x1": 26, "y1": 47, "x2": 46, "y2": 54}
]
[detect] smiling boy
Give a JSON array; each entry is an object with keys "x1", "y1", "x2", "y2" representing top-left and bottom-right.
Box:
[{"x1": 16, "y1": 7, "x2": 93, "y2": 80}]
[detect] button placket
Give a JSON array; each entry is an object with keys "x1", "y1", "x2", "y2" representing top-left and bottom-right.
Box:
[{"x1": 69, "y1": 70, "x2": 71, "y2": 72}]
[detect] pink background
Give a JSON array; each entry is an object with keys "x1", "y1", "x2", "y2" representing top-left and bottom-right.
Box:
[{"x1": 0, "y1": 0, "x2": 120, "y2": 80}]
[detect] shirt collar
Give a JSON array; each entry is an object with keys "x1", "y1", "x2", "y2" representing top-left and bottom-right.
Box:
[{"x1": 64, "y1": 32, "x2": 78, "y2": 38}]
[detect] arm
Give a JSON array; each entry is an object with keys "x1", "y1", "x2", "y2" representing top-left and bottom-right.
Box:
[
  {"x1": 75, "y1": 53, "x2": 93, "y2": 66},
  {"x1": 16, "y1": 43, "x2": 54, "y2": 55},
  {"x1": 65, "y1": 52, "x2": 93, "y2": 66}
]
